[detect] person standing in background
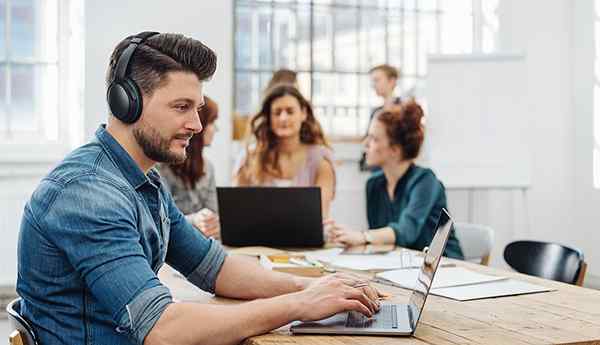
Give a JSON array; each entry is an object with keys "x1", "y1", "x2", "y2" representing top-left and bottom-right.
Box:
[
  {"x1": 161, "y1": 95, "x2": 220, "y2": 238},
  {"x1": 360, "y1": 64, "x2": 402, "y2": 171}
]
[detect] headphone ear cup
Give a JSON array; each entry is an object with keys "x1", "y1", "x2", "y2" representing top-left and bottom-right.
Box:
[
  {"x1": 122, "y1": 78, "x2": 143, "y2": 123},
  {"x1": 106, "y1": 79, "x2": 143, "y2": 124}
]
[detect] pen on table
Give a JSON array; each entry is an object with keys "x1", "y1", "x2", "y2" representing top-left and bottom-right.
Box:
[{"x1": 304, "y1": 257, "x2": 337, "y2": 273}]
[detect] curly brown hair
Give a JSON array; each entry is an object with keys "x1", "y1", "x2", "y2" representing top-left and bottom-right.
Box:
[
  {"x1": 375, "y1": 100, "x2": 425, "y2": 160},
  {"x1": 168, "y1": 95, "x2": 218, "y2": 189},
  {"x1": 240, "y1": 85, "x2": 329, "y2": 183}
]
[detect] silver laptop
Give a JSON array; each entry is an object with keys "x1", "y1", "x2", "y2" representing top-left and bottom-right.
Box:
[{"x1": 290, "y1": 208, "x2": 454, "y2": 336}]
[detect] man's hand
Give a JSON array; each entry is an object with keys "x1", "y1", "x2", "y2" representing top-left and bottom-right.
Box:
[
  {"x1": 292, "y1": 273, "x2": 385, "y2": 322},
  {"x1": 191, "y1": 208, "x2": 220, "y2": 238}
]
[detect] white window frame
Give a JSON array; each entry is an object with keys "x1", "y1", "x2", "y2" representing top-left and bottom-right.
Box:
[
  {"x1": 0, "y1": 0, "x2": 84, "y2": 166},
  {"x1": 233, "y1": 0, "x2": 499, "y2": 143}
]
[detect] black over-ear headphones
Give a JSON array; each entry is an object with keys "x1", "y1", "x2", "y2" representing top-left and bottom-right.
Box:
[{"x1": 106, "y1": 31, "x2": 160, "y2": 124}]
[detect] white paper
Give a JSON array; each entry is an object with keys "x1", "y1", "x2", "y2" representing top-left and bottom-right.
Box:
[
  {"x1": 305, "y1": 249, "x2": 425, "y2": 270},
  {"x1": 431, "y1": 279, "x2": 554, "y2": 301},
  {"x1": 376, "y1": 267, "x2": 507, "y2": 289}
]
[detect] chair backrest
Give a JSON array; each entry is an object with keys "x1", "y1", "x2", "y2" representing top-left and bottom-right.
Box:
[
  {"x1": 454, "y1": 222, "x2": 494, "y2": 265},
  {"x1": 6, "y1": 298, "x2": 38, "y2": 345},
  {"x1": 503, "y1": 240, "x2": 587, "y2": 286}
]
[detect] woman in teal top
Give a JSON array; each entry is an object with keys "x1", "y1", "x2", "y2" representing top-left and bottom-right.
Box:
[{"x1": 329, "y1": 101, "x2": 463, "y2": 259}]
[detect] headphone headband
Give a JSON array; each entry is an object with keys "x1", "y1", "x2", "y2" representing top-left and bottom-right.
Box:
[{"x1": 113, "y1": 31, "x2": 159, "y2": 82}]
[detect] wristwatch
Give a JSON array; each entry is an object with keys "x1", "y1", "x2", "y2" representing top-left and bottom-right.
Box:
[{"x1": 362, "y1": 231, "x2": 373, "y2": 244}]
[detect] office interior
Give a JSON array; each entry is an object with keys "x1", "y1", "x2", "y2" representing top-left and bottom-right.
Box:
[{"x1": 1, "y1": 0, "x2": 599, "y2": 339}]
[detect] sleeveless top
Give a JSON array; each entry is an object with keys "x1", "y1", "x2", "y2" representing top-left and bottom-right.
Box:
[{"x1": 233, "y1": 145, "x2": 335, "y2": 187}]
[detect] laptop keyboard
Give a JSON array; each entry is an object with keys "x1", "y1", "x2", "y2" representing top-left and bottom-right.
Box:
[{"x1": 345, "y1": 304, "x2": 398, "y2": 329}]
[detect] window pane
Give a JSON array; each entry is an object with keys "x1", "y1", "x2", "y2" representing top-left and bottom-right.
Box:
[
  {"x1": 0, "y1": 0, "x2": 5, "y2": 59},
  {"x1": 388, "y1": 9, "x2": 403, "y2": 69},
  {"x1": 313, "y1": 6, "x2": 333, "y2": 70},
  {"x1": 11, "y1": 0, "x2": 58, "y2": 61},
  {"x1": 11, "y1": 64, "x2": 35, "y2": 131},
  {"x1": 235, "y1": 5, "x2": 252, "y2": 69},
  {"x1": 360, "y1": 9, "x2": 386, "y2": 71},
  {"x1": 403, "y1": 11, "x2": 417, "y2": 76},
  {"x1": 439, "y1": 0, "x2": 472, "y2": 53},
  {"x1": 331, "y1": 105, "x2": 359, "y2": 137},
  {"x1": 296, "y1": 4, "x2": 311, "y2": 70},
  {"x1": 312, "y1": 72, "x2": 333, "y2": 106},
  {"x1": 417, "y1": 13, "x2": 438, "y2": 76},
  {"x1": 235, "y1": 72, "x2": 254, "y2": 116},
  {"x1": 0, "y1": 65, "x2": 5, "y2": 132},
  {"x1": 333, "y1": 73, "x2": 358, "y2": 107},
  {"x1": 257, "y1": 6, "x2": 273, "y2": 68},
  {"x1": 313, "y1": 104, "x2": 332, "y2": 134},
  {"x1": 419, "y1": 0, "x2": 438, "y2": 12},
  {"x1": 334, "y1": 7, "x2": 358, "y2": 71},
  {"x1": 10, "y1": 64, "x2": 57, "y2": 134},
  {"x1": 273, "y1": 7, "x2": 296, "y2": 69}
]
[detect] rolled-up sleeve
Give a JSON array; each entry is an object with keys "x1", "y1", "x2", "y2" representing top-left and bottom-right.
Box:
[
  {"x1": 163, "y1": 188, "x2": 227, "y2": 293},
  {"x1": 42, "y1": 177, "x2": 173, "y2": 345}
]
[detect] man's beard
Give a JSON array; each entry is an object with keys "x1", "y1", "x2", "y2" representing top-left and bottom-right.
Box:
[{"x1": 133, "y1": 120, "x2": 188, "y2": 164}]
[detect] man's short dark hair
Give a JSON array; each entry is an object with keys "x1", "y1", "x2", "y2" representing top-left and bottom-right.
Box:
[
  {"x1": 368, "y1": 64, "x2": 400, "y2": 80},
  {"x1": 106, "y1": 33, "x2": 217, "y2": 97}
]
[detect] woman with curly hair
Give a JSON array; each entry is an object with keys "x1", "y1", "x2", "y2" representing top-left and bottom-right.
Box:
[
  {"x1": 328, "y1": 101, "x2": 463, "y2": 259},
  {"x1": 233, "y1": 84, "x2": 336, "y2": 218}
]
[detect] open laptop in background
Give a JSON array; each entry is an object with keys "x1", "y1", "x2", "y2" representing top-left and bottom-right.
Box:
[
  {"x1": 290, "y1": 208, "x2": 454, "y2": 336},
  {"x1": 217, "y1": 187, "x2": 324, "y2": 247}
]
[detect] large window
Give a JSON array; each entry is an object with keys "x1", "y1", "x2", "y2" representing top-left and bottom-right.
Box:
[
  {"x1": 0, "y1": 0, "x2": 83, "y2": 160},
  {"x1": 234, "y1": 0, "x2": 499, "y2": 139}
]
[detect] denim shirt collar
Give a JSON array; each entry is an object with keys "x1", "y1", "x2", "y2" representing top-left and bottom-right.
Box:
[{"x1": 95, "y1": 124, "x2": 161, "y2": 190}]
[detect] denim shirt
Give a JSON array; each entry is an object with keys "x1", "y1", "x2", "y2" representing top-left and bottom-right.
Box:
[{"x1": 17, "y1": 125, "x2": 227, "y2": 345}]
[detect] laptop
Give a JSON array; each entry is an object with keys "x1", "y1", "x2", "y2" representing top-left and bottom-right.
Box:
[
  {"x1": 290, "y1": 208, "x2": 454, "y2": 336},
  {"x1": 217, "y1": 187, "x2": 324, "y2": 247}
]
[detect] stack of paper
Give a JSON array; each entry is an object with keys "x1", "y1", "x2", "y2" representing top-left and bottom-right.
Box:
[
  {"x1": 376, "y1": 267, "x2": 507, "y2": 289},
  {"x1": 375, "y1": 267, "x2": 554, "y2": 301}
]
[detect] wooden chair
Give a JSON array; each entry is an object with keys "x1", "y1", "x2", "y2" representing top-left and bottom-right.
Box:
[
  {"x1": 6, "y1": 298, "x2": 38, "y2": 345},
  {"x1": 454, "y1": 222, "x2": 494, "y2": 265},
  {"x1": 504, "y1": 240, "x2": 587, "y2": 286}
]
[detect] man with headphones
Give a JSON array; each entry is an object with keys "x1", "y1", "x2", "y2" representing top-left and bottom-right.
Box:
[{"x1": 16, "y1": 32, "x2": 383, "y2": 345}]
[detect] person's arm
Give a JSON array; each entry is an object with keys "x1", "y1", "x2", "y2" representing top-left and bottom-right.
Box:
[
  {"x1": 331, "y1": 173, "x2": 440, "y2": 247},
  {"x1": 315, "y1": 157, "x2": 335, "y2": 219},
  {"x1": 388, "y1": 173, "x2": 442, "y2": 247},
  {"x1": 145, "y1": 272, "x2": 379, "y2": 345}
]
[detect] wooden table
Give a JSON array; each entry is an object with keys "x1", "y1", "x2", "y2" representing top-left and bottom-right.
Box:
[{"x1": 159, "y1": 251, "x2": 600, "y2": 345}]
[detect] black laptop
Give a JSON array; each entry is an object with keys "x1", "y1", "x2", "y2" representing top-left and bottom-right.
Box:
[{"x1": 217, "y1": 187, "x2": 324, "y2": 247}]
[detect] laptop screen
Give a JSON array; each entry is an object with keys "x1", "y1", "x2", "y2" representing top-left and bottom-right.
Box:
[{"x1": 407, "y1": 208, "x2": 453, "y2": 331}]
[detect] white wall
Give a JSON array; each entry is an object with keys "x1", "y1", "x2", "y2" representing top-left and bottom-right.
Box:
[
  {"x1": 84, "y1": 0, "x2": 233, "y2": 185},
  {"x1": 572, "y1": 0, "x2": 600, "y2": 284}
]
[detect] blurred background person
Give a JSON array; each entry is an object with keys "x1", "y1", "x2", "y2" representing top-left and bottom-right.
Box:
[{"x1": 234, "y1": 84, "x2": 336, "y2": 218}]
